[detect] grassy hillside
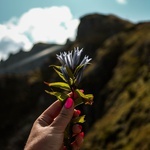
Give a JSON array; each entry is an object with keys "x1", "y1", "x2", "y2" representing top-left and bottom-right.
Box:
[{"x1": 80, "y1": 22, "x2": 150, "y2": 149}]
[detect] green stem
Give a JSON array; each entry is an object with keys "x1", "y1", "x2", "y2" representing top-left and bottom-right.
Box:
[
  {"x1": 64, "y1": 122, "x2": 73, "y2": 150},
  {"x1": 65, "y1": 83, "x2": 76, "y2": 149}
]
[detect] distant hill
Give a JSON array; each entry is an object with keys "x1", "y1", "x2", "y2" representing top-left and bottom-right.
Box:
[
  {"x1": 0, "y1": 43, "x2": 62, "y2": 74},
  {"x1": 0, "y1": 13, "x2": 150, "y2": 150}
]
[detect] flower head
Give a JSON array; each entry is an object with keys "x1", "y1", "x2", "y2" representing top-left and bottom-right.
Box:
[{"x1": 56, "y1": 47, "x2": 92, "y2": 85}]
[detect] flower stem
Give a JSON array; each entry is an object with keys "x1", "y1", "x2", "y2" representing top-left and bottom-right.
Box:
[{"x1": 64, "y1": 122, "x2": 73, "y2": 150}]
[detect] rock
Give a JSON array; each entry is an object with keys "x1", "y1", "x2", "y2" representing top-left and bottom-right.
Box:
[{"x1": 76, "y1": 13, "x2": 133, "y2": 44}]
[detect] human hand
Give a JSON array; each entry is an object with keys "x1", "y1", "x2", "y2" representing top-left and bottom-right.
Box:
[{"x1": 24, "y1": 98, "x2": 84, "y2": 150}]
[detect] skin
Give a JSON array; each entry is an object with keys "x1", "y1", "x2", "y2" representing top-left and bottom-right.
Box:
[{"x1": 24, "y1": 99, "x2": 84, "y2": 150}]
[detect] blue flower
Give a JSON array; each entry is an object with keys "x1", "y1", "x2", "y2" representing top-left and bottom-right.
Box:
[{"x1": 56, "y1": 47, "x2": 92, "y2": 85}]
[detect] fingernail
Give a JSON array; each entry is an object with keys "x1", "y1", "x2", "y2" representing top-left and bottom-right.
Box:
[
  {"x1": 80, "y1": 89, "x2": 84, "y2": 93},
  {"x1": 78, "y1": 125, "x2": 82, "y2": 130},
  {"x1": 76, "y1": 110, "x2": 81, "y2": 115},
  {"x1": 64, "y1": 98, "x2": 73, "y2": 109},
  {"x1": 63, "y1": 147, "x2": 67, "y2": 150},
  {"x1": 79, "y1": 132, "x2": 84, "y2": 138}
]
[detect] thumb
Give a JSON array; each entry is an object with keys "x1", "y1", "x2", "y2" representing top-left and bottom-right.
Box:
[{"x1": 50, "y1": 97, "x2": 74, "y2": 132}]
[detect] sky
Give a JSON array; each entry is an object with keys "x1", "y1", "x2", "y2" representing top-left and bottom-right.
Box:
[{"x1": 0, "y1": 0, "x2": 150, "y2": 60}]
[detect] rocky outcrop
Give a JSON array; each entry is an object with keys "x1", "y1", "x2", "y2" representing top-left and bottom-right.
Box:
[{"x1": 76, "y1": 13, "x2": 133, "y2": 44}]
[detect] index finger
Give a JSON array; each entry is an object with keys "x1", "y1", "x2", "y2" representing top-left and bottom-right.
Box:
[{"x1": 37, "y1": 100, "x2": 62, "y2": 126}]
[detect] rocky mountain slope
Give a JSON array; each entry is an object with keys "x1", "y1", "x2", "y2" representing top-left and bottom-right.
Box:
[{"x1": 0, "y1": 13, "x2": 150, "y2": 150}]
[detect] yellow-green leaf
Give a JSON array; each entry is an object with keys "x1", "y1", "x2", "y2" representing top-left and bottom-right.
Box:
[
  {"x1": 72, "y1": 115, "x2": 85, "y2": 124},
  {"x1": 75, "y1": 89, "x2": 94, "y2": 105},
  {"x1": 74, "y1": 97, "x2": 84, "y2": 107},
  {"x1": 84, "y1": 94, "x2": 94, "y2": 105},
  {"x1": 45, "y1": 90, "x2": 68, "y2": 102},
  {"x1": 66, "y1": 66, "x2": 74, "y2": 79},
  {"x1": 49, "y1": 65, "x2": 61, "y2": 70},
  {"x1": 47, "y1": 82, "x2": 71, "y2": 91},
  {"x1": 53, "y1": 67, "x2": 67, "y2": 82},
  {"x1": 74, "y1": 64, "x2": 84, "y2": 76}
]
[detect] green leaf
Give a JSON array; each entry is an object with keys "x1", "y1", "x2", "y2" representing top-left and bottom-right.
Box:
[
  {"x1": 69, "y1": 78, "x2": 74, "y2": 86},
  {"x1": 49, "y1": 65, "x2": 61, "y2": 70},
  {"x1": 74, "y1": 64, "x2": 84, "y2": 76},
  {"x1": 53, "y1": 67, "x2": 67, "y2": 82},
  {"x1": 74, "y1": 97, "x2": 84, "y2": 107},
  {"x1": 74, "y1": 63, "x2": 91, "y2": 76},
  {"x1": 45, "y1": 90, "x2": 68, "y2": 102},
  {"x1": 72, "y1": 115, "x2": 85, "y2": 124},
  {"x1": 66, "y1": 66, "x2": 74, "y2": 79},
  {"x1": 46, "y1": 82, "x2": 71, "y2": 91},
  {"x1": 75, "y1": 89, "x2": 94, "y2": 105},
  {"x1": 49, "y1": 65, "x2": 67, "y2": 82},
  {"x1": 83, "y1": 94, "x2": 94, "y2": 105}
]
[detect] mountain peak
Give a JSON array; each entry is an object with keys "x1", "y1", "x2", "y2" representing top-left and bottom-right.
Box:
[{"x1": 76, "y1": 13, "x2": 133, "y2": 44}]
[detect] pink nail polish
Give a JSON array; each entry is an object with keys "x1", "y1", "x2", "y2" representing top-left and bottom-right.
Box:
[
  {"x1": 78, "y1": 125, "x2": 82, "y2": 130},
  {"x1": 79, "y1": 132, "x2": 84, "y2": 138},
  {"x1": 64, "y1": 98, "x2": 73, "y2": 109},
  {"x1": 63, "y1": 147, "x2": 67, "y2": 150},
  {"x1": 80, "y1": 89, "x2": 84, "y2": 93},
  {"x1": 76, "y1": 110, "x2": 81, "y2": 115}
]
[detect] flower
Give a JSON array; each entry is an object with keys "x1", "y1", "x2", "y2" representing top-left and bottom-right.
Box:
[
  {"x1": 56, "y1": 47, "x2": 92, "y2": 85},
  {"x1": 46, "y1": 47, "x2": 94, "y2": 149}
]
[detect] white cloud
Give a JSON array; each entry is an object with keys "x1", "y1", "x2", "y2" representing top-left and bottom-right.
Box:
[
  {"x1": 0, "y1": 24, "x2": 32, "y2": 60},
  {"x1": 116, "y1": 0, "x2": 127, "y2": 4},
  {"x1": 0, "y1": 6, "x2": 79, "y2": 60}
]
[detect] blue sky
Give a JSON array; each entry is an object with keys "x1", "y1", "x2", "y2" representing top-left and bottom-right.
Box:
[
  {"x1": 0, "y1": 0, "x2": 150, "y2": 60},
  {"x1": 1, "y1": 0, "x2": 150, "y2": 23}
]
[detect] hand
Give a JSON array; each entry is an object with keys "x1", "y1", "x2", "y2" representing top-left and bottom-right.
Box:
[{"x1": 24, "y1": 98, "x2": 84, "y2": 150}]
